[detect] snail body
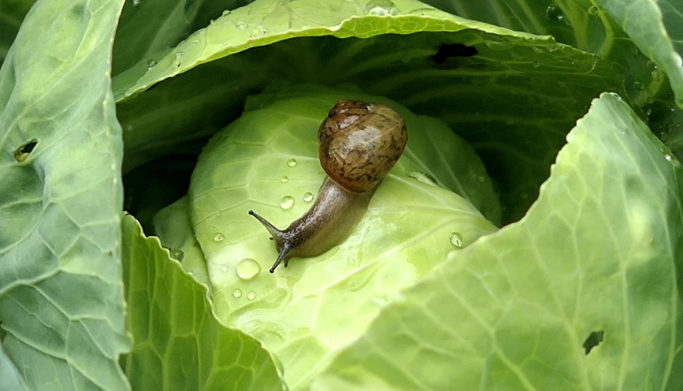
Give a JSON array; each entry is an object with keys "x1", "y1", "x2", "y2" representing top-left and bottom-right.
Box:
[{"x1": 249, "y1": 100, "x2": 407, "y2": 273}]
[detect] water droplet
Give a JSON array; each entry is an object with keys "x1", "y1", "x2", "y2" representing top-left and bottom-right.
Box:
[
  {"x1": 546, "y1": 5, "x2": 564, "y2": 21},
  {"x1": 280, "y1": 176, "x2": 289, "y2": 183},
  {"x1": 222, "y1": 282, "x2": 228, "y2": 288},
  {"x1": 287, "y1": 158, "x2": 297, "y2": 167},
  {"x1": 633, "y1": 81, "x2": 645, "y2": 90},
  {"x1": 222, "y1": 10, "x2": 231, "y2": 16},
  {"x1": 247, "y1": 291, "x2": 256, "y2": 300},
  {"x1": 449, "y1": 232, "x2": 463, "y2": 248},
  {"x1": 665, "y1": 154, "x2": 674, "y2": 162},
  {"x1": 170, "y1": 249, "x2": 184, "y2": 261},
  {"x1": 280, "y1": 196, "x2": 295, "y2": 210},
  {"x1": 235, "y1": 20, "x2": 247, "y2": 29},
  {"x1": 175, "y1": 60, "x2": 181, "y2": 68},
  {"x1": 363, "y1": 0, "x2": 399, "y2": 16},
  {"x1": 237, "y1": 258, "x2": 261, "y2": 280},
  {"x1": 209, "y1": 19, "x2": 215, "y2": 24},
  {"x1": 303, "y1": 192, "x2": 314, "y2": 202},
  {"x1": 588, "y1": 6, "x2": 598, "y2": 15},
  {"x1": 191, "y1": 39, "x2": 199, "y2": 45},
  {"x1": 146, "y1": 59, "x2": 157, "y2": 69},
  {"x1": 251, "y1": 26, "x2": 268, "y2": 37},
  {"x1": 221, "y1": 265, "x2": 228, "y2": 272},
  {"x1": 132, "y1": 0, "x2": 140, "y2": 6},
  {"x1": 214, "y1": 233, "x2": 225, "y2": 242},
  {"x1": 175, "y1": 51, "x2": 183, "y2": 58},
  {"x1": 233, "y1": 289, "x2": 242, "y2": 298},
  {"x1": 532, "y1": 62, "x2": 540, "y2": 68}
]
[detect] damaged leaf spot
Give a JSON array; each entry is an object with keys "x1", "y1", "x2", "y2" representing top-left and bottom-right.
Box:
[
  {"x1": 433, "y1": 43, "x2": 477, "y2": 64},
  {"x1": 582, "y1": 330, "x2": 604, "y2": 354},
  {"x1": 14, "y1": 139, "x2": 38, "y2": 163}
]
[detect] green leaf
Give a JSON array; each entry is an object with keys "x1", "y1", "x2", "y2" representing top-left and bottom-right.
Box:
[
  {"x1": 0, "y1": 344, "x2": 26, "y2": 391},
  {"x1": 111, "y1": 0, "x2": 254, "y2": 76},
  {"x1": 0, "y1": 0, "x2": 36, "y2": 66},
  {"x1": 187, "y1": 91, "x2": 499, "y2": 390},
  {"x1": 114, "y1": 0, "x2": 626, "y2": 223},
  {"x1": 312, "y1": 93, "x2": 683, "y2": 390},
  {"x1": 0, "y1": 0, "x2": 131, "y2": 389},
  {"x1": 595, "y1": 0, "x2": 683, "y2": 108},
  {"x1": 121, "y1": 214, "x2": 286, "y2": 391}
]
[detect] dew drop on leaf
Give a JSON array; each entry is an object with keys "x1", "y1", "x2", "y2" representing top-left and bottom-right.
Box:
[
  {"x1": 170, "y1": 249, "x2": 184, "y2": 261},
  {"x1": 303, "y1": 192, "x2": 314, "y2": 202},
  {"x1": 222, "y1": 10, "x2": 231, "y2": 16},
  {"x1": 247, "y1": 291, "x2": 256, "y2": 300},
  {"x1": 363, "y1": 0, "x2": 399, "y2": 16},
  {"x1": 235, "y1": 20, "x2": 247, "y2": 29},
  {"x1": 287, "y1": 158, "x2": 297, "y2": 167},
  {"x1": 237, "y1": 258, "x2": 261, "y2": 280},
  {"x1": 221, "y1": 265, "x2": 228, "y2": 272},
  {"x1": 280, "y1": 196, "x2": 295, "y2": 210},
  {"x1": 633, "y1": 81, "x2": 645, "y2": 90},
  {"x1": 546, "y1": 6, "x2": 564, "y2": 21},
  {"x1": 449, "y1": 232, "x2": 463, "y2": 248},
  {"x1": 214, "y1": 233, "x2": 225, "y2": 242},
  {"x1": 280, "y1": 176, "x2": 289, "y2": 183},
  {"x1": 146, "y1": 59, "x2": 157, "y2": 69},
  {"x1": 233, "y1": 289, "x2": 242, "y2": 298},
  {"x1": 588, "y1": 6, "x2": 598, "y2": 14}
]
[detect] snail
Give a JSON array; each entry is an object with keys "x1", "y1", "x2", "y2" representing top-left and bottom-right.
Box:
[{"x1": 248, "y1": 99, "x2": 408, "y2": 273}]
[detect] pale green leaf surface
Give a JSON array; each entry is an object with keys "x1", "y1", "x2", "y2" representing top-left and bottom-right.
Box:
[
  {"x1": 113, "y1": 0, "x2": 625, "y2": 223},
  {"x1": 121, "y1": 214, "x2": 285, "y2": 391},
  {"x1": 0, "y1": 344, "x2": 26, "y2": 391},
  {"x1": 0, "y1": 0, "x2": 131, "y2": 389},
  {"x1": 595, "y1": 0, "x2": 683, "y2": 108},
  {"x1": 312, "y1": 93, "x2": 683, "y2": 391},
  {"x1": 152, "y1": 196, "x2": 211, "y2": 288},
  {"x1": 187, "y1": 93, "x2": 498, "y2": 390}
]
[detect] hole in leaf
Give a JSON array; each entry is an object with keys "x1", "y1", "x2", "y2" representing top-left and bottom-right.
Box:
[
  {"x1": 582, "y1": 330, "x2": 604, "y2": 354},
  {"x1": 14, "y1": 139, "x2": 38, "y2": 162},
  {"x1": 432, "y1": 43, "x2": 477, "y2": 64}
]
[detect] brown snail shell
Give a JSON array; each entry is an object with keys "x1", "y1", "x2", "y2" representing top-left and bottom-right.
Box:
[{"x1": 319, "y1": 100, "x2": 407, "y2": 194}]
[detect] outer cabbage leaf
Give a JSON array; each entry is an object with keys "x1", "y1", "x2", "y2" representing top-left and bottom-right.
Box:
[
  {"x1": 187, "y1": 93, "x2": 498, "y2": 390},
  {"x1": 0, "y1": 0, "x2": 131, "y2": 389},
  {"x1": 111, "y1": 0, "x2": 254, "y2": 75},
  {"x1": 121, "y1": 214, "x2": 285, "y2": 391},
  {"x1": 594, "y1": 0, "x2": 683, "y2": 108},
  {"x1": 0, "y1": 344, "x2": 26, "y2": 391},
  {"x1": 312, "y1": 93, "x2": 683, "y2": 390}
]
